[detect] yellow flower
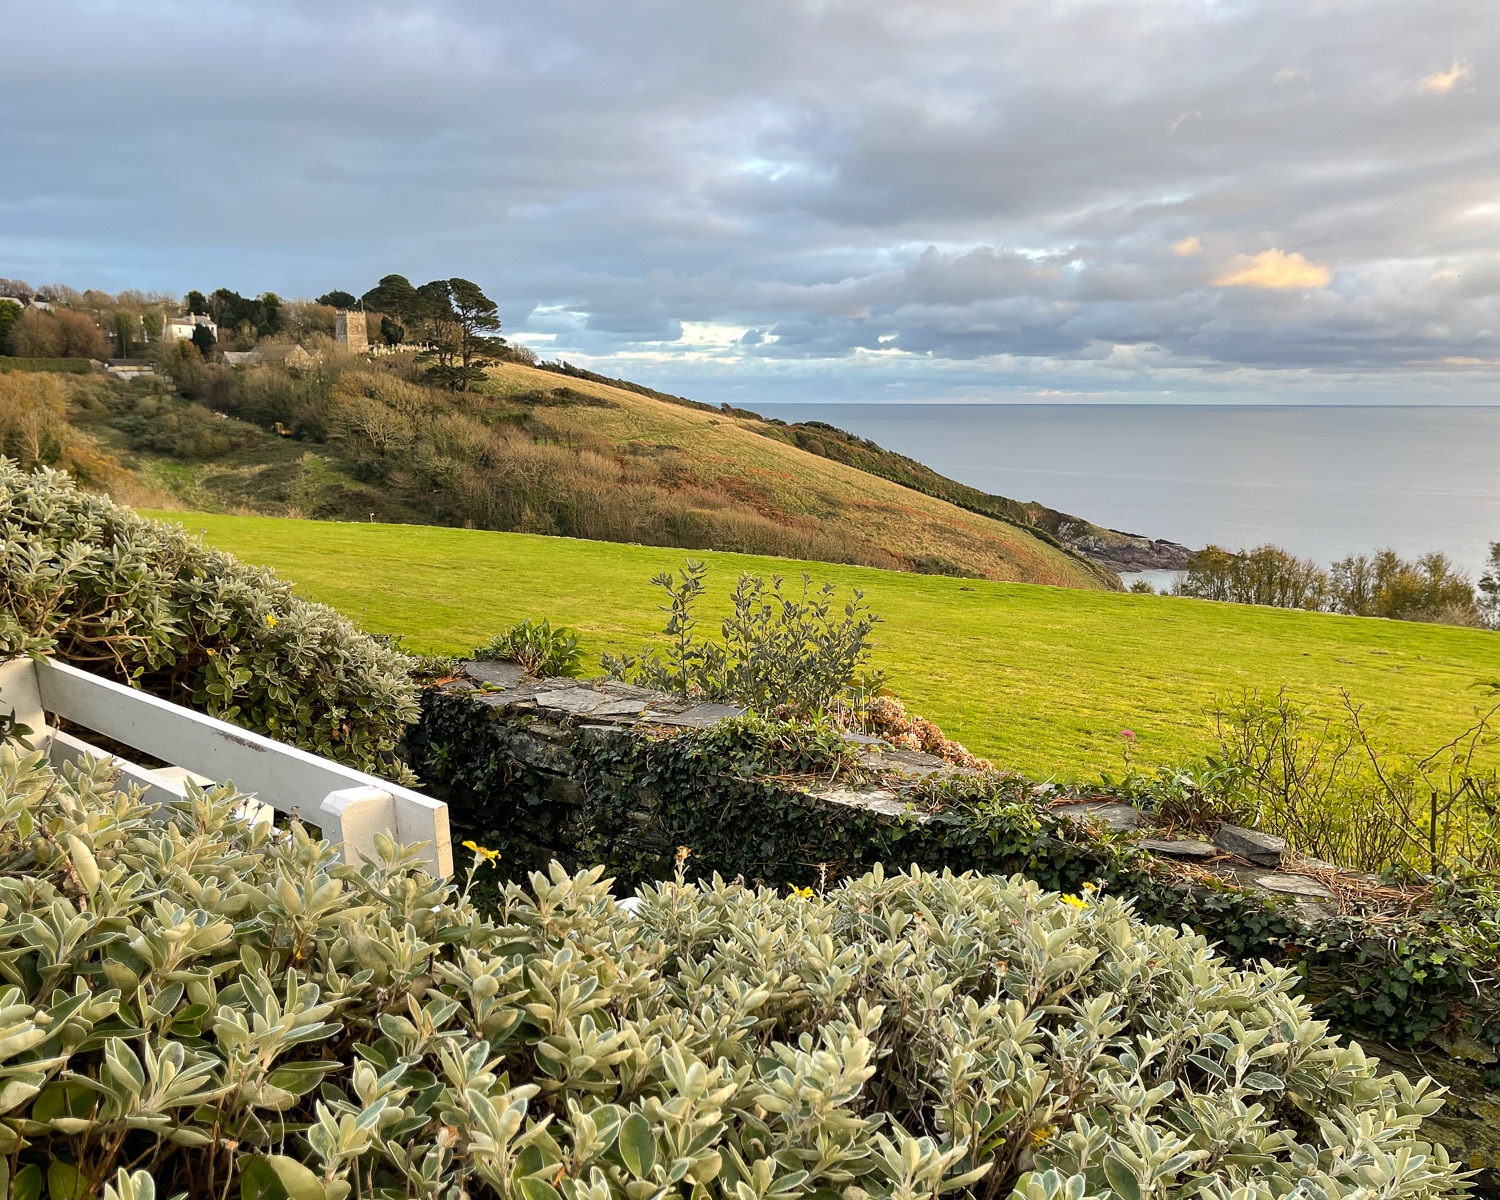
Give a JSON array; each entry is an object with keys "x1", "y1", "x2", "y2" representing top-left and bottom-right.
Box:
[
  {"x1": 266, "y1": 614, "x2": 278, "y2": 628},
  {"x1": 463, "y1": 840, "x2": 501, "y2": 868},
  {"x1": 788, "y1": 885, "x2": 815, "y2": 899},
  {"x1": 1059, "y1": 894, "x2": 1088, "y2": 909},
  {"x1": 1031, "y1": 1124, "x2": 1056, "y2": 1146}
]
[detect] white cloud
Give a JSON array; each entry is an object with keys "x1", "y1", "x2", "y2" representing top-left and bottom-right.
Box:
[
  {"x1": 1419, "y1": 58, "x2": 1474, "y2": 93},
  {"x1": 1215, "y1": 250, "x2": 1331, "y2": 289}
]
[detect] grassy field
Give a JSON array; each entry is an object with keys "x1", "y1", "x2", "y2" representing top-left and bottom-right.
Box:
[{"x1": 151, "y1": 510, "x2": 1500, "y2": 777}]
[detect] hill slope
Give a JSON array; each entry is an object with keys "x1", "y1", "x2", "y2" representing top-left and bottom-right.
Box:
[
  {"x1": 32, "y1": 356, "x2": 1119, "y2": 589},
  {"x1": 152, "y1": 510, "x2": 1500, "y2": 776},
  {"x1": 526, "y1": 360, "x2": 1191, "y2": 573},
  {"x1": 478, "y1": 360, "x2": 1116, "y2": 587}
]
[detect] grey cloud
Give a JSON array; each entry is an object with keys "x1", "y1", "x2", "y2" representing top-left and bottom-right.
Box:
[{"x1": 3, "y1": 0, "x2": 1499, "y2": 399}]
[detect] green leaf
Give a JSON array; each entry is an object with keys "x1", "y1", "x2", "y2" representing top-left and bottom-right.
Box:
[
  {"x1": 14, "y1": 1165, "x2": 42, "y2": 1200},
  {"x1": 47, "y1": 1162, "x2": 92, "y2": 1200},
  {"x1": 65, "y1": 835, "x2": 99, "y2": 896},
  {"x1": 267, "y1": 1061, "x2": 335, "y2": 1097},
  {"x1": 32, "y1": 1080, "x2": 92, "y2": 1124},
  {"x1": 517, "y1": 1180, "x2": 562, "y2": 1200},
  {"x1": 240, "y1": 1158, "x2": 288, "y2": 1200},
  {"x1": 1103, "y1": 1155, "x2": 1142, "y2": 1200},
  {"x1": 619, "y1": 1111, "x2": 657, "y2": 1180},
  {"x1": 1243, "y1": 1071, "x2": 1285, "y2": 1091},
  {"x1": 265, "y1": 1157, "x2": 324, "y2": 1200}
]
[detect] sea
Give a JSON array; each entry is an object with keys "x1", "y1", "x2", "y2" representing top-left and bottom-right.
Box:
[{"x1": 751, "y1": 404, "x2": 1500, "y2": 586}]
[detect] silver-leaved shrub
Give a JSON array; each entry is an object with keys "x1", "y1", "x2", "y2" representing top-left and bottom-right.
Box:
[
  {"x1": 0, "y1": 459, "x2": 418, "y2": 780},
  {"x1": 0, "y1": 742, "x2": 1465, "y2": 1200}
]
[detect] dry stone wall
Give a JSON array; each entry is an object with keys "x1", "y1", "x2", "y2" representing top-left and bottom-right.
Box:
[{"x1": 426, "y1": 660, "x2": 1353, "y2": 918}]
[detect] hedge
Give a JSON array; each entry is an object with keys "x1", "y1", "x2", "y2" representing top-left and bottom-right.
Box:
[
  {"x1": 0, "y1": 740, "x2": 1463, "y2": 1200},
  {"x1": 0, "y1": 460, "x2": 419, "y2": 779},
  {"x1": 0, "y1": 357, "x2": 94, "y2": 374}
]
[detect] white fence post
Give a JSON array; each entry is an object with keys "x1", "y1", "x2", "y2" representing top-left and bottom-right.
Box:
[
  {"x1": 0, "y1": 657, "x2": 453, "y2": 877},
  {"x1": 0, "y1": 658, "x2": 45, "y2": 745},
  {"x1": 319, "y1": 786, "x2": 400, "y2": 868}
]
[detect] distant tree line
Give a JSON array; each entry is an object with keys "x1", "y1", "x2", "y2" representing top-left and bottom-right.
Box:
[
  {"x1": 0, "y1": 280, "x2": 176, "y2": 360},
  {"x1": 1171, "y1": 542, "x2": 1500, "y2": 628},
  {"x1": 186, "y1": 288, "x2": 284, "y2": 340}
]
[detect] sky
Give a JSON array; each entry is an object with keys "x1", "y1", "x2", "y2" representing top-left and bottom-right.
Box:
[{"x1": 5, "y1": 0, "x2": 1500, "y2": 404}]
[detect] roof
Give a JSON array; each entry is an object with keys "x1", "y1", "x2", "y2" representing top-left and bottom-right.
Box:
[{"x1": 222, "y1": 344, "x2": 322, "y2": 368}]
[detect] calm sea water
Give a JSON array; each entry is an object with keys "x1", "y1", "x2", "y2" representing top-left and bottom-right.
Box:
[{"x1": 751, "y1": 405, "x2": 1500, "y2": 580}]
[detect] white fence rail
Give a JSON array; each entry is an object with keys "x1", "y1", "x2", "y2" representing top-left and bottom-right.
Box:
[{"x1": 0, "y1": 657, "x2": 452, "y2": 876}]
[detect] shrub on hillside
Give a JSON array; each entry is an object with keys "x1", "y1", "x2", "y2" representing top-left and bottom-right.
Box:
[
  {"x1": 603, "y1": 559, "x2": 886, "y2": 712},
  {"x1": 0, "y1": 460, "x2": 418, "y2": 778},
  {"x1": 0, "y1": 374, "x2": 123, "y2": 485},
  {"x1": 0, "y1": 741, "x2": 1464, "y2": 1200},
  {"x1": 1104, "y1": 686, "x2": 1500, "y2": 874},
  {"x1": 108, "y1": 395, "x2": 263, "y2": 459},
  {"x1": 1209, "y1": 686, "x2": 1500, "y2": 873},
  {"x1": 151, "y1": 358, "x2": 916, "y2": 570}
]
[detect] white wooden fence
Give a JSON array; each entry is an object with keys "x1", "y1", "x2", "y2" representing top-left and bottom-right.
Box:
[{"x1": 0, "y1": 657, "x2": 453, "y2": 876}]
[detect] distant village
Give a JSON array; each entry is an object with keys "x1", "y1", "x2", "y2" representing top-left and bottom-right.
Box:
[
  {"x1": 0, "y1": 285, "x2": 384, "y2": 382},
  {"x1": 1, "y1": 275, "x2": 525, "y2": 401}
]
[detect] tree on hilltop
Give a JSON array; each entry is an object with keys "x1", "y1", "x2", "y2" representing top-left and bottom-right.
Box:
[
  {"x1": 0, "y1": 299, "x2": 18, "y2": 353},
  {"x1": 414, "y1": 277, "x2": 505, "y2": 391},
  {"x1": 317, "y1": 290, "x2": 357, "y2": 309},
  {"x1": 8, "y1": 308, "x2": 109, "y2": 358},
  {"x1": 361, "y1": 274, "x2": 418, "y2": 325}
]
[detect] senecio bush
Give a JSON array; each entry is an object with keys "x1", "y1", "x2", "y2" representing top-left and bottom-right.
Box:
[
  {"x1": 0, "y1": 745, "x2": 1463, "y2": 1200},
  {"x1": 0, "y1": 459, "x2": 418, "y2": 779},
  {"x1": 603, "y1": 560, "x2": 884, "y2": 713}
]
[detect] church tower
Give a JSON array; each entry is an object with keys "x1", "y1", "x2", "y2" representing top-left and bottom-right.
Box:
[{"x1": 335, "y1": 310, "x2": 368, "y2": 351}]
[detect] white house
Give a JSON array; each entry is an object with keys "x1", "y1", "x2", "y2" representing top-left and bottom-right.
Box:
[{"x1": 162, "y1": 313, "x2": 218, "y2": 341}]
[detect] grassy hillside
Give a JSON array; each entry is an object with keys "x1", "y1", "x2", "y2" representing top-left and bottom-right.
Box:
[
  {"x1": 479, "y1": 361, "x2": 1113, "y2": 586},
  {"x1": 526, "y1": 360, "x2": 1186, "y2": 572},
  {"x1": 152, "y1": 510, "x2": 1500, "y2": 776},
  {"x1": 748, "y1": 416, "x2": 1190, "y2": 572},
  {"x1": 20, "y1": 358, "x2": 1114, "y2": 590}
]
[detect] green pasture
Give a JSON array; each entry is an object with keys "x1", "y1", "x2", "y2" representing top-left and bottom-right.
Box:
[{"x1": 149, "y1": 511, "x2": 1500, "y2": 777}]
